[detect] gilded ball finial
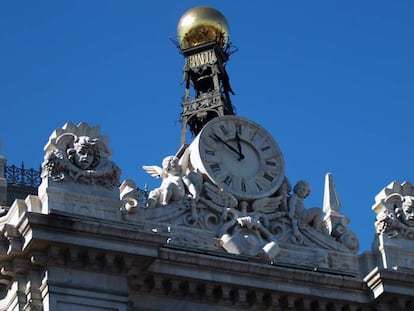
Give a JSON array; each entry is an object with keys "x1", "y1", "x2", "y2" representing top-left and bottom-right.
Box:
[{"x1": 177, "y1": 6, "x2": 229, "y2": 50}]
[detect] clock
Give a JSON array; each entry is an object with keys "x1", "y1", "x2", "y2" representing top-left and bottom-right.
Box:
[{"x1": 189, "y1": 115, "x2": 285, "y2": 200}]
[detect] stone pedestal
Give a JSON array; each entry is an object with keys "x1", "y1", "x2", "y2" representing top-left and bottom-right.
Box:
[
  {"x1": 38, "y1": 177, "x2": 122, "y2": 220},
  {"x1": 373, "y1": 234, "x2": 414, "y2": 270}
]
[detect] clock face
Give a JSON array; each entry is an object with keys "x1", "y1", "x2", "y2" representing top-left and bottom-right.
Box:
[{"x1": 190, "y1": 115, "x2": 285, "y2": 200}]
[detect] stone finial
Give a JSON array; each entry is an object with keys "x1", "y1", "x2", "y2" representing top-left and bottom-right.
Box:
[
  {"x1": 323, "y1": 173, "x2": 341, "y2": 214},
  {"x1": 323, "y1": 173, "x2": 359, "y2": 253}
]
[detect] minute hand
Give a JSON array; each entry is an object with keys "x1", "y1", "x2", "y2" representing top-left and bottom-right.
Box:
[
  {"x1": 212, "y1": 134, "x2": 243, "y2": 159},
  {"x1": 235, "y1": 132, "x2": 245, "y2": 160}
]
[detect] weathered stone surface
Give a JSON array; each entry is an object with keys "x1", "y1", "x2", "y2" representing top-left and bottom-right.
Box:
[
  {"x1": 39, "y1": 177, "x2": 122, "y2": 219},
  {"x1": 1, "y1": 122, "x2": 414, "y2": 310}
]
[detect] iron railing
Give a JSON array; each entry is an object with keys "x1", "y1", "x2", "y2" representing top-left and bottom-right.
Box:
[
  {"x1": 5, "y1": 163, "x2": 41, "y2": 187},
  {"x1": 3, "y1": 163, "x2": 149, "y2": 202}
]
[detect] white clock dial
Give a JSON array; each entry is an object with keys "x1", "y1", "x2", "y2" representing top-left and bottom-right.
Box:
[{"x1": 189, "y1": 115, "x2": 285, "y2": 199}]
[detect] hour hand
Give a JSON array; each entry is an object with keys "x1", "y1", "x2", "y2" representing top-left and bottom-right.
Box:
[{"x1": 212, "y1": 134, "x2": 243, "y2": 160}]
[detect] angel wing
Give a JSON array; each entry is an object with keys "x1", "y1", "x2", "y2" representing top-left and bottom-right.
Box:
[
  {"x1": 252, "y1": 195, "x2": 283, "y2": 214},
  {"x1": 142, "y1": 165, "x2": 164, "y2": 179},
  {"x1": 202, "y1": 182, "x2": 238, "y2": 210}
]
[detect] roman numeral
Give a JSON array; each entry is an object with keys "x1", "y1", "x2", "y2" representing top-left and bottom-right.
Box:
[
  {"x1": 250, "y1": 131, "x2": 257, "y2": 140},
  {"x1": 220, "y1": 125, "x2": 228, "y2": 136},
  {"x1": 241, "y1": 180, "x2": 247, "y2": 192},
  {"x1": 266, "y1": 160, "x2": 276, "y2": 166},
  {"x1": 209, "y1": 133, "x2": 219, "y2": 141},
  {"x1": 209, "y1": 163, "x2": 221, "y2": 172},
  {"x1": 205, "y1": 149, "x2": 216, "y2": 156},
  {"x1": 223, "y1": 175, "x2": 232, "y2": 186},
  {"x1": 236, "y1": 124, "x2": 242, "y2": 134},
  {"x1": 263, "y1": 173, "x2": 274, "y2": 182},
  {"x1": 261, "y1": 146, "x2": 270, "y2": 152}
]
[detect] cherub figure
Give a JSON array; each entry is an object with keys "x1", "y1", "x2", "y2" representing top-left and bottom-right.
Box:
[
  {"x1": 288, "y1": 180, "x2": 325, "y2": 237},
  {"x1": 41, "y1": 122, "x2": 120, "y2": 188},
  {"x1": 143, "y1": 156, "x2": 201, "y2": 208},
  {"x1": 67, "y1": 136, "x2": 100, "y2": 170},
  {"x1": 396, "y1": 196, "x2": 414, "y2": 227}
]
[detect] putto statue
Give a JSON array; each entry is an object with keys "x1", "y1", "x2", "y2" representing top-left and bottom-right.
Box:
[
  {"x1": 288, "y1": 180, "x2": 326, "y2": 238},
  {"x1": 143, "y1": 155, "x2": 203, "y2": 208},
  {"x1": 41, "y1": 122, "x2": 120, "y2": 188}
]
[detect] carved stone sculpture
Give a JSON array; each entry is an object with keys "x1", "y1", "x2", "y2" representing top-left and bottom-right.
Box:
[
  {"x1": 41, "y1": 122, "x2": 120, "y2": 189},
  {"x1": 119, "y1": 180, "x2": 148, "y2": 213},
  {"x1": 122, "y1": 148, "x2": 358, "y2": 269},
  {"x1": 373, "y1": 181, "x2": 414, "y2": 239},
  {"x1": 287, "y1": 180, "x2": 326, "y2": 238},
  {"x1": 198, "y1": 181, "x2": 283, "y2": 260},
  {"x1": 323, "y1": 173, "x2": 359, "y2": 253},
  {"x1": 219, "y1": 212, "x2": 281, "y2": 261},
  {"x1": 143, "y1": 155, "x2": 203, "y2": 208},
  {"x1": 372, "y1": 181, "x2": 414, "y2": 270}
]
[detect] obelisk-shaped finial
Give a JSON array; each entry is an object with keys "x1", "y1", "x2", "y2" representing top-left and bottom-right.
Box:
[{"x1": 323, "y1": 172, "x2": 341, "y2": 215}]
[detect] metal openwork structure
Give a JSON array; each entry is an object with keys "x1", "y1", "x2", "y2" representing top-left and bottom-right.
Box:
[{"x1": 4, "y1": 163, "x2": 41, "y2": 187}]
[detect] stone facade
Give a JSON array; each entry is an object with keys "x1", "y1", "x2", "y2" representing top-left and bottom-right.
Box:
[
  {"x1": 1, "y1": 7, "x2": 413, "y2": 309},
  {"x1": 0, "y1": 121, "x2": 413, "y2": 311}
]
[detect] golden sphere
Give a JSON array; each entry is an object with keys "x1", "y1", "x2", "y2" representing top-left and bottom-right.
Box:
[{"x1": 177, "y1": 6, "x2": 229, "y2": 49}]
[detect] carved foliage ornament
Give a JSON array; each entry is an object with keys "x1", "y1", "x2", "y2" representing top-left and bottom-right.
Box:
[
  {"x1": 41, "y1": 122, "x2": 120, "y2": 188},
  {"x1": 373, "y1": 181, "x2": 414, "y2": 239}
]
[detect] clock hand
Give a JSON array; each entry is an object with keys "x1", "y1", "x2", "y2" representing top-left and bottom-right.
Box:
[
  {"x1": 235, "y1": 132, "x2": 245, "y2": 161},
  {"x1": 212, "y1": 134, "x2": 243, "y2": 159}
]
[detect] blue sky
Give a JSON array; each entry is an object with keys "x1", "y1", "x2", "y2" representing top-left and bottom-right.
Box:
[{"x1": 1, "y1": 1, "x2": 413, "y2": 253}]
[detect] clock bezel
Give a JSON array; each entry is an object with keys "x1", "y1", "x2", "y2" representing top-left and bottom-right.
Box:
[{"x1": 189, "y1": 115, "x2": 285, "y2": 200}]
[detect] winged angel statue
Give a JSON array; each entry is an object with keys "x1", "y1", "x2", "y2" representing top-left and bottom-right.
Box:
[
  {"x1": 197, "y1": 182, "x2": 285, "y2": 260},
  {"x1": 143, "y1": 155, "x2": 202, "y2": 208}
]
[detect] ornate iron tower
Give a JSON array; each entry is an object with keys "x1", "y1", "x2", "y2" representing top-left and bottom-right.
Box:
[{"x1": 176, "y1": 7, "x2": 236, "y2": 145}]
